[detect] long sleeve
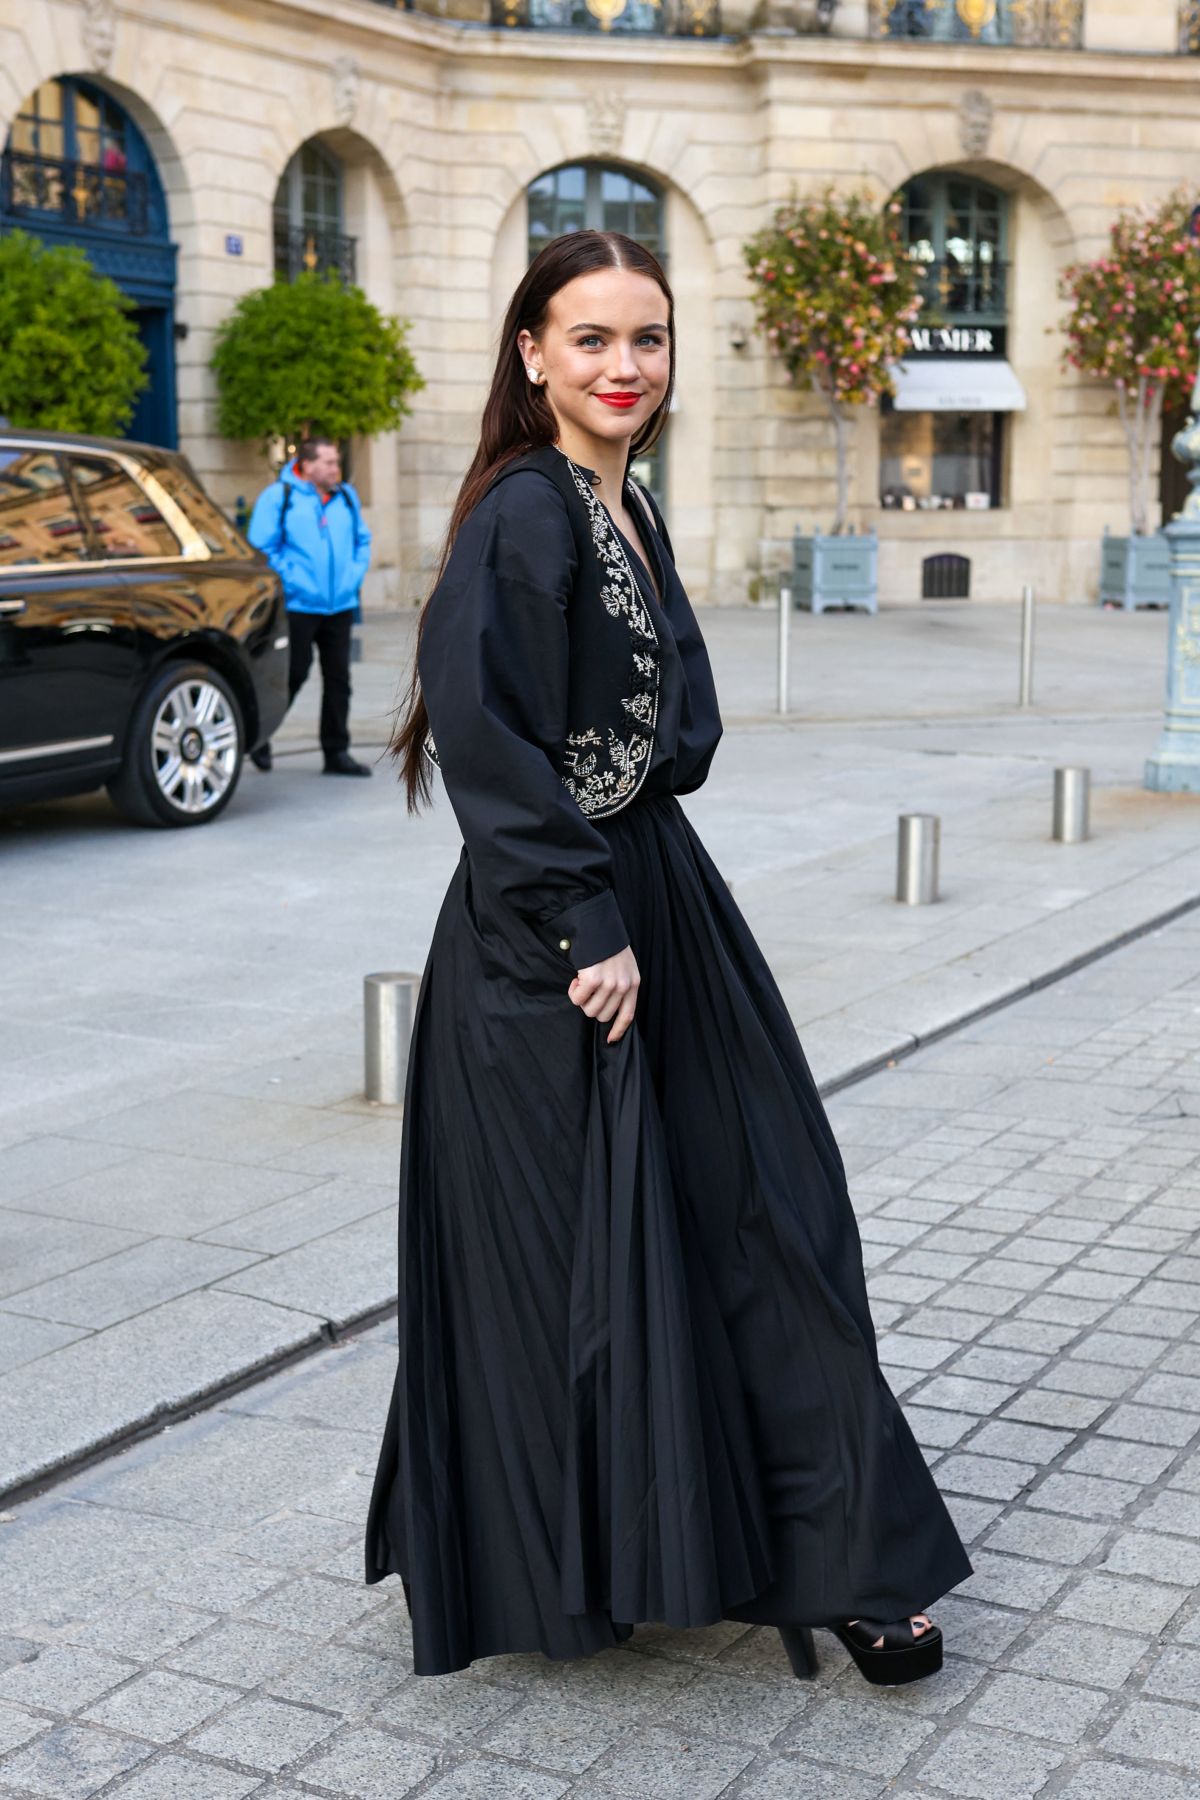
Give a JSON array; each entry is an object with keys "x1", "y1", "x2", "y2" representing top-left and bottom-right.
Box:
[
  {"x1": 247, "y1": 483, "x2": 285, "y2": 574},
  {"x1": 418, "y1": 469, "x2": 631, "y2": 971}
]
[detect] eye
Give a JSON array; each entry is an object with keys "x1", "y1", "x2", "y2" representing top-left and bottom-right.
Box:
[
  {"x1": 638, "y1": 333, "x2": 667, "y2": 348},
  {"x1": 576, "y1": 334, "x2": 603, "y2": 349}
]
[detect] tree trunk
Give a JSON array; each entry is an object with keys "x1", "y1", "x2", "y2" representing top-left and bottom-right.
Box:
[{"x1": 815, "y1": 379, "x2": 850, "y2": 535}]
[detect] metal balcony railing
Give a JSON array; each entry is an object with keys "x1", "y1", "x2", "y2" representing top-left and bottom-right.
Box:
[
  {"x1": 1182, "y1": 1, "x2": 1200, "y2": 51},
  {"x1": 272, "y1": 223, "x2": 358, "y2": 286},
  {"x1": 912, "y1": 255, "x2": 1010, "y2": 322},
  {"x1": 870, "y1": 0, "x2": 1083, "y2": 46},
  {"x1": 492, "y1": 0, "x2": 719, "y2": 34},
  {"x1": 0, "y1": 150, "x2": 151, "y2": 233}
]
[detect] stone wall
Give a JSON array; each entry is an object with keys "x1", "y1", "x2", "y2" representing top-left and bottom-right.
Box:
[{"x1": 0, "y1": 0, "x2": 1194, "y2": 606}]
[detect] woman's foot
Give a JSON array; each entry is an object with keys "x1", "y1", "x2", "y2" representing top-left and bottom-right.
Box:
[{"x1": 777, "y1": 1612, "x2": 942, "y2": 1687}]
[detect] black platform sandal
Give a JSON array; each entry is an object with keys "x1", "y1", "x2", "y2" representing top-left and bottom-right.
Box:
[{"x1": 832, "y1": 1614, "x2": 942, "y2": 1686}]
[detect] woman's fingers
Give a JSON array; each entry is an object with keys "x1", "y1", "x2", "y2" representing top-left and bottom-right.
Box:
[{"x1": 606, "y1": 985, "x2": 638, "y2": 1044}]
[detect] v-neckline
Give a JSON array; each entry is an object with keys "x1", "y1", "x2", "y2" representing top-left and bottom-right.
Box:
[{"x1": 552, "y1": 444, "x2": 664, "y2": 606}]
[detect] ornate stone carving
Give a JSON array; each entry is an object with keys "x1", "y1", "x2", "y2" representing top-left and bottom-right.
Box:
[
  {"x1": 958, "y1": 88, "x2": 994, "y2": 160},
  {"x1": 587, "y1": 93, "x2": 625, "y2": 157},
  {"x1": 82, "y1": 0, "x2": 116, "y2": 72},
  {"x1": 333, "y1": 55, "x2": 361, "y2": 128}
]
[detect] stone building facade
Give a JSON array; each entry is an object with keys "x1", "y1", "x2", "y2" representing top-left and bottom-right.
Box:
[{"x1": 1, "y1": 0, "x2": 1196, "y2": 606}]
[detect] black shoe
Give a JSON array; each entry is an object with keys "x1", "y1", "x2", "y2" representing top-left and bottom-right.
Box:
[
  {"x1": 249, "y1": 744, "x2": 273, "y2": 771},
  {"x1": 831, "y1": 1616, "x2": 943, "y2": 1687},
  {"x1": 323, "y1": 751, "x2": 372, "y2": 777}
]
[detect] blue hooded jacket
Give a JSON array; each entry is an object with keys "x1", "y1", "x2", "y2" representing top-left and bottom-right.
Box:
[{"x1": 248, "y1": 461, "x2": 372, "y2": 615}]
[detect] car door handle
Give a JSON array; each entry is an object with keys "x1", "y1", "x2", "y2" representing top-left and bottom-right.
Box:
[{"x1": 0, "y1": 599, "x2": 26, "y2": 615}]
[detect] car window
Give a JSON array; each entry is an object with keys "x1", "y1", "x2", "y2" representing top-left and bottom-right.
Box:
[
  {"x1": 68, "y1": 454, "x2": 181, "y2": 559},
  {"x1": 150, "y1": 460, "x2": 252, "y2": 558},
  {"x1": 0, "y1": 449, "x2": 90, "y2": 567}
]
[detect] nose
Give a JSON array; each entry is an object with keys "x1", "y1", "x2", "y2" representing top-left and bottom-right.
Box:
[{"x1": 606, "y1": 340, "x2": 641, "y2": 382}]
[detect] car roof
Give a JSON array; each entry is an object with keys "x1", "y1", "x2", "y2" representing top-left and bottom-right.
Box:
[{"x1": 0, "y1": 425, "x2": 186, "y2": 470}]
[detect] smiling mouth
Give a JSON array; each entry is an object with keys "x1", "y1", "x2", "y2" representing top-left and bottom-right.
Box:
[{"x1": 595, "y1": 392, "x2": 643, "y2": 409}]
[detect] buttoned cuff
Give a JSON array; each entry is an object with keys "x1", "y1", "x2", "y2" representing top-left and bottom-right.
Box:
[{"x1": 543, "y1": 889, "x2": 630, "y2": 971}]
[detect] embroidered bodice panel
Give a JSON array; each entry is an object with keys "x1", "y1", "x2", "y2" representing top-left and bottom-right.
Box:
[{"x1": 422, "y1": 449, "x2": 662, "y2": 822}]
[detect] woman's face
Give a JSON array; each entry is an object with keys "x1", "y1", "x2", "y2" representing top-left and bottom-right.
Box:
[{"x1": 518, "y1": 267, "x2": 671, "y2": 451}]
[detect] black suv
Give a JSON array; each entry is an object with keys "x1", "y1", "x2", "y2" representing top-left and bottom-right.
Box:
[{"x1": 0, "y1": 429, "x2": 288, "y2": 826}]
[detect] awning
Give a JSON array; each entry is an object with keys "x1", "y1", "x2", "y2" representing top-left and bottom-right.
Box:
[{"x1": 891, "y1": 358, "x2": 1027, "y2": 413}]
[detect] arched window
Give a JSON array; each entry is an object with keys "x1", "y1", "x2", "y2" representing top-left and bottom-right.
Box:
[
  {"x1": 526, "y1": 163, "x2": 666, "y2": 499},
  {"x1": 273, "y1": 141, "x2": 355, "y2": 284},
  {"x1": 1, "y1": 78, "x2": 176, "y2": 445},
  {"x1": 897, "y1": 172, "x2": 1008, "y2": 323}
]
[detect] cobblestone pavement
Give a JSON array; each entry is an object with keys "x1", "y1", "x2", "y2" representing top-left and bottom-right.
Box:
[{"x1": 3, "y1": 910, "x2": 1200, "y2": 1798}]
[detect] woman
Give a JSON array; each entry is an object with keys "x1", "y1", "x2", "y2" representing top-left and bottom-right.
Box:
[{"x1": 366, "y1": 230, "x2": 971, "y2": 1686}]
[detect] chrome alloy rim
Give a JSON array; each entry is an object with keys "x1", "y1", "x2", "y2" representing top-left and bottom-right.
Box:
[{"x1": 150, "y1": 678, "x2": 239, "y2": 814}]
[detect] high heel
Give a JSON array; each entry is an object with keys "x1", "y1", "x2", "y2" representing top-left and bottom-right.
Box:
[
  {"x1": 777, "y1": 1624, "x2": 819, "y2": 1680},
  {"x1": 832, "y1": 1616, "x2": 943, "y2": 1687}
]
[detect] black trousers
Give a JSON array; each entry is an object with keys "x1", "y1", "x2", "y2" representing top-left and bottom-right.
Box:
[{"x1": 287, "y1": 608, "x2": 353, "y2": 758}]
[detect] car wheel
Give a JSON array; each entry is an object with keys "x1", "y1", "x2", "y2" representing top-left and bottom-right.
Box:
[{"x1": 108, "y1": 661, "x2": 244, "y2": 828}]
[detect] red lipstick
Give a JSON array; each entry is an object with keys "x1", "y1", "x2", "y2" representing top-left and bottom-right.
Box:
[{"x1": 595, "y1": 392, "x2": 642, "y2": 410}]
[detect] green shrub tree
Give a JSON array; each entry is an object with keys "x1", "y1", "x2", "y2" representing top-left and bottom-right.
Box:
[
  {"x1": 1060, "y1": 190, "x2": 1200, "y2": 537},
  {"x1": 211, "y1": 273, "x2": 424, "y2": 452},
  {"x1": 0, "y1": 230, "x2": 147, "y2": 435},
  {"x1": 743, "y1": 189, "x2": 924, "y2": 534}
]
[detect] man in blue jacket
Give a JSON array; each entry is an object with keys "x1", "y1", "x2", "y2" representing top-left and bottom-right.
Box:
[{"x1": 247, "y1": 436, "x2": 373, "y2": 776}]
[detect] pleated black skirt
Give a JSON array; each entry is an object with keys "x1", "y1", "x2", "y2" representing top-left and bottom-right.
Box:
[{"x1": 365, "y1": 789, "x2": 971, "y2": 1675}]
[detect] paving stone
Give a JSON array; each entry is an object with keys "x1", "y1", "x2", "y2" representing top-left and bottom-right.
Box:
[
  {"x1": 981, "y1": 1320, "x2": 1080, "y2": 1355},
  {"x1": 777, "y1": 1695, "x2": 934, "y2": 1778},
  {"x1": 965, "y1": 1671, "x2": 1107, "y2": 1744},
  {"x1": 0, "y1": 1703, "x2": 44, "y2": 1754},
  {"x1": 0, "y1": 1722, "x2": 153, "y2": 1797},
  {"x1": 1, "y1": 1239, "x2": 262, "y2": 1331},
  {"x1": 1143, "y1": 1643, "x2": 1200, "y2": 1704},
  {"x1": 981, "y1": 1512, "x2": 1107, "y2": 1567},
  {"x1": 959, "y1": 1551, "x2": 1072, "y2": 1611},
  {"x1": 102, "y1": 1755, "x2": 260, "y2": 1798},
  {"x1": 950, "y1": 1348, "x2": 1050, "y2": 1385},
  {"x1": 943, "y1": 1495, "x2": 1005, "y2": 1542},
  {"x1": 733, "y1": 1760, "x2": 885, "y2": 1800},
  {"x1": 0, "y1": 1314, "x2": 91, "y2": 1378},
  {"x1": 0, "y1": 1214, "x2": 146, "y2": 1303},
  {"x1": 267, "y1": 1645, "x2": 407, "y2": 1714},
  {"x1": 877, "y1": 1334, "x2": 961, "y2": 1371},
  {"x1": 1027, "y1": 1472, "x2": 1140, "y2": 1520},
  {"x1": 1052, "y1": 1762, "x2": 1200, "y2": 1800},
  {"x1": 1038, "y1": 1360, "x2": 1138, "y2": 1400},
  {"x1": 283, "y1": 1726, "x2": 438, "y2": 1797},
  {"x1": 1002, "y1": 1390, "x2": 1110, "y2": 1430},
  {"x1": 1137, "y1": 1489, "x2": 1200, "y2": 1537},
  {"x1": 1100, "y1": 1530, "x2": 1200, "y2": 1587},
  {"x1": 223, "y1": 1512, "x2": 356, "y2": 1569},
  {"x1": 369, "y1": 1674, "x2": 520, "y2": 1743},
  {"x1": 934, "y1": 1454, "x2": 1036, "y2": 1501},
  {"x1": 965, "y1": 1421, "x2": 1073, "y2": 1464},
  {"x1": 914, "y1": 1723, "x2": 1064, "y2": 1799},
  {"x1": 418, "y1": 1758, "x2": 572, "y2": 1800},
  {"x1": 186, "y1": 1694, "x2": 337, "y2": 1772},
  {"x1": 903, "y1": 1407, "x2": 976, "y2": 1449},
  {"x1": 480, "y1": 1693, "x2": 625, "y2": 1775},
  {"x1": 64, "y1": 1598, "x2": 213, "y2": 1663},
  {"x1": 165, "y1": 1621, "x2": 310, "y2": 1688},
  {"x1": 240, "y1": 1574, "x2": 384, "y2": 1637},
  {"x1": 1097, "y1": 1403, "x2": 1198, "y2": 1447},
  {"x1": 82, "y1": 1670, "x2": 231, "y2": 1744},
  {"x1": 1054, "y1": 1572, "x2": 1188, "y2": 1636},
  {"x1": 1100, "y1": 1698, "x2": 1200, "y2": 1771},
  {"x1": 1009, "y1": 1620, "x2": 1151, "y2": 1689},
  {"x1": 0, "y1": 1645, "x2": 133, "y2": 1714},
  {"x1": 925, "y1": 1597, "x2": 1030, "y2": 1664},
  {"x1": 1060, "y1": 1437, "x2": 1176, "y2": 1483}
]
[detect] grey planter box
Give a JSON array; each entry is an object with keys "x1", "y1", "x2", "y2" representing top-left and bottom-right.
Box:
[
  {"x1": 792, "y1": 529, "x2": 878, "y2": 615},
  {"x1": 1099, "y1": 528, "x2": 1171, "y2": 610}
]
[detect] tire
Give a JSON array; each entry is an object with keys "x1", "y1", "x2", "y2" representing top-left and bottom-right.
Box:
[{"x1": 108, "y1": 660, "x2": 244, "y2": 828}]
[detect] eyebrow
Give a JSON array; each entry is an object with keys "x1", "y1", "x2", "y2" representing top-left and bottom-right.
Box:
[{"x1": 567, "y1": 321, "x2": 669, "y2": 333}]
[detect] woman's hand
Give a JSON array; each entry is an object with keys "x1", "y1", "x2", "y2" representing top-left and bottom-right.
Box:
[{"x1": 568, "y1": 946, "x2": 640, "y2": 1045}]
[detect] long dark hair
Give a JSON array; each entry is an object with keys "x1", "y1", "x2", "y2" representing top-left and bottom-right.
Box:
[{"x1": 391, "y1": 228, "x2": 675, "y2": 812}]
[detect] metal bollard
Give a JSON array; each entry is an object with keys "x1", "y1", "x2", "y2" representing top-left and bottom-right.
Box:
[
  {"x1": 778, "y1": 579, "x2": 791, "y2": 716},
  {"x1": 364, "y1": 971, "x2": 420, "y2": 1104},
  {"x1": 1019, "y1": 583, "x2": 1035, "y2": 707},
  {"x1": 896, "y1": 813, "x2": 940, "y2": 905},
  {"x1": 1052, "y1": 767, "x2": 1091, "y2": 843}
]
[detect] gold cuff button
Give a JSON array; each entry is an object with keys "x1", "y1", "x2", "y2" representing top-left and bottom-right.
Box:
[{"x1": 558, "y1": 937, "x2": 571, "y2": 951}]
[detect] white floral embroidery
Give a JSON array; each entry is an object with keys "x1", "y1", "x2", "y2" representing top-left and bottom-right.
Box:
[{"x1": 422, "y1": 455, "x2": 661, "y2": 818}]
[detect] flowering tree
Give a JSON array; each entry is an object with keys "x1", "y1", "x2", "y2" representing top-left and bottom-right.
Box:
[
  {"x1": 1060, "y1": 192, "x2": 1200, "y2": 537},
  {"x1": 743, "y1": 189, "x2": 924, "y2": 534}
]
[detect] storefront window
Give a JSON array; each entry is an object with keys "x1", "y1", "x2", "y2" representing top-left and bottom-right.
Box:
[
  {"x1": 898, "y1": 173, "x2": 1008, "y2": 326},
  {"x1": 880, "y1": 408, "x2": 1004, "y2": 512}
]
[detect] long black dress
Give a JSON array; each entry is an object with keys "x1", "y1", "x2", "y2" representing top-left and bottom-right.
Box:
[{"x1": 366, "y1": 460, "x2": 971, "y2": 1676}]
